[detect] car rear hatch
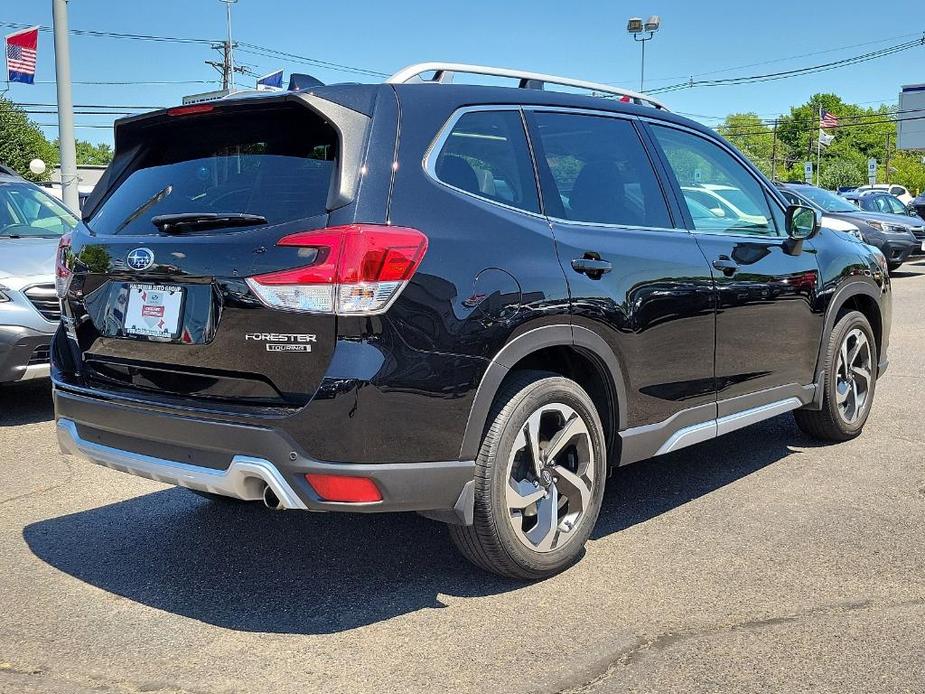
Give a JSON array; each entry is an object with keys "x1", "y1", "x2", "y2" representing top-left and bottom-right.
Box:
[{"x1": 59, "y1": 94, "x2": 372, "y2": 410}]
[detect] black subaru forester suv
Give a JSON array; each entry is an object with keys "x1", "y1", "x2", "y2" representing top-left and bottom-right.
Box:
[{"x1": 53, "y1": 63, "x2": 891, "y2": 579}]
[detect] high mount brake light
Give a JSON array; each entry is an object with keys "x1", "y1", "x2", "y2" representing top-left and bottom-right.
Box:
[
  {"x1": 245, "y1": 224, "x2": 428, "y2": 315},
  {"x1": 166, "y1": 104, "x2": 215, "y2": 117},
  {"x1": 55, "y1": 232, "x2": 72, "y2": 299}
]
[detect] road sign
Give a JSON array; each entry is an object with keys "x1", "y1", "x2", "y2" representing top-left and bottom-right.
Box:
[
  {"x1": 868, "y1": 158, "x2": 877, "y2": 186},
  {"x1": 804, "y1": 162, "x2": 813, "y2": 183}
]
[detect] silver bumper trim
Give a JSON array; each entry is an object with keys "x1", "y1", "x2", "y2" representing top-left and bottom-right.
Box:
[
  {"x1": 56, "y1": 418, "x2": 308, "y2": 509},
  {"x1": 19, "y1": 364, "x2": 50, "y2": 381}
]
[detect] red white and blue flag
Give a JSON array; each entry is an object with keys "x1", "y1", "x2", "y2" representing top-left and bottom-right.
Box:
[
  {"x1": 820, "y1": 110, "x2": 839, "y2": 129},
  {"x1": 6, "y1": 26, "x2": 38, "y2": 84}
]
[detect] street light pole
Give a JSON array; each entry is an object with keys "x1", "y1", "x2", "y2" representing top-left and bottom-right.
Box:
[
  {"x1": 627, "y1": 16, "x2": 660, "y2": 92},
  {"x1": 51, "y1": 0, "x2": 79, "y2": 212}
]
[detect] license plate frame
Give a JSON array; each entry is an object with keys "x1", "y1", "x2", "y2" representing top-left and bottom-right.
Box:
[{"x1": 123, "y1": 283, "x2": 185, "y2": 339}]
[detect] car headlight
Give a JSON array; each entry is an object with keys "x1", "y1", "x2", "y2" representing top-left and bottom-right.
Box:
[{"x1": 867, "y1": 220, "x2": 907, "y2": 233}]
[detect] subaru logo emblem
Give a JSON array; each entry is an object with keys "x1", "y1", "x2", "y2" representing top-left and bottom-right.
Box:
[{"x1": 126, "y1": 248, "x2": 155, "y2": 271}]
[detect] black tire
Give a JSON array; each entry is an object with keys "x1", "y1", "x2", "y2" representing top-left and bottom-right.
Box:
[
  {"x1": 449, "y1": 370, "x2": 607, "y2": 580},
  {"x1": 186, "y1": 489, "x2": 246, "y2": 504},
  {"x1": 794, "y1": 310, "x2": 877, "y2": 442},
  {"x1": 887, "y1": 261, "x2": 903, "y2": 273}
]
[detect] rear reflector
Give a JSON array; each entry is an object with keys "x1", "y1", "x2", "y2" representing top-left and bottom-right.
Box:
[
  {"x1": 305, "y1": 473, "x2": 382, "y2": 503},
  {"x1": 246, "y1": 224, "x2": 428, "y2": 315},
  {"x1": 167, "y1": 104, "x2": 215, "y2": 117}
]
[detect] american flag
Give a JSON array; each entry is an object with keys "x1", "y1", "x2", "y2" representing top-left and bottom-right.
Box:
[
  {"x1": 6, "y1": 26, "x2": 38, "y2": 85},
  {"x1": 820, "y1": 109, "x2": 839, "y2": 129}
]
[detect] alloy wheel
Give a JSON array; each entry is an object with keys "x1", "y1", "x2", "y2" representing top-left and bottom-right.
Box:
[
  {"x1": 835, "y1": 327, "x2": 873, "y2": 425},
  {"x1": 505, "y1": 403, "x2": 595, "y2": 553}
]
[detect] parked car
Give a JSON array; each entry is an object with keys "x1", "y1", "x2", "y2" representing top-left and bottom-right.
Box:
[
  {"x1": 681, "y1": 184, "x2": 769, "y2": 227},
  {"x1": 52, "y1": 63, "x2": 891, "y2": 579},
  {"x1": 777, "y1": 183, "x2": 918, "y2": 270},
  {"x1": 853, "y1": 184, "x2": 914, "y2": 205},
  {"x1": 843, "y1": 191, "x2": 925, "y2": 257},
  {"x1": 1, "y1": 172, "x2": 79, "y2": 384},
  {"x1": 911, "y1": 192, "x2": 925, "y2": 222}
]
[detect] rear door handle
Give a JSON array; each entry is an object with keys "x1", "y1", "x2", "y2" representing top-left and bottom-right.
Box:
[
  {"x1": 571, "y1": 257, "x2": 613, "y2": 278},
  {"x1": 712, "y1": 257, "x2": 738, "y2": 276}
]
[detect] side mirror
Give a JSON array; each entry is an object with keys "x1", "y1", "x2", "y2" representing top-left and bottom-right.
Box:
[
  {"x1": 785, "y1": 204, "x2": 818, "y2": 240},
  {"x1": 908, "y1": 204, "x2": 918, "y2": 217}
]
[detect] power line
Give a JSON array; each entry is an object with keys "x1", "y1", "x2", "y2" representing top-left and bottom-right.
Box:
[
  {"x1": 617, "y1": 31, "x2": 925, "y2": 87},
  {"x1": 649, "y1": 36, "x2": 925, "y2": 95},
  {"x1": 0, "y1": 20, "x2": 391, "y2": 80},
  {"x1": 236, "y1": 43, "x2": 390, "y2": 78}
]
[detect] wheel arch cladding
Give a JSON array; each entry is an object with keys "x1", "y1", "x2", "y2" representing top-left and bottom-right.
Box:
[
  {"x1": 820, "y1": 281, "x2": 884, "y2": 371},
  {"x1": 459, "y1": 325, "x2": 626, "y2": 466}
]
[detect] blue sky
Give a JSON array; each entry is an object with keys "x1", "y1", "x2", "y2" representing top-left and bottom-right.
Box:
[{"x1": 2, "y1": 0, "x2": 923, "y2": 145}]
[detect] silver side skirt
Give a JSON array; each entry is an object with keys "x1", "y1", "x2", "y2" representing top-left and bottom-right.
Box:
[
  {"x1": 654, "y1": 398, "x2": 803, "y2": 457},
  {"x1": 56, "y1": 418, "x2": 307, "y2": 509}
]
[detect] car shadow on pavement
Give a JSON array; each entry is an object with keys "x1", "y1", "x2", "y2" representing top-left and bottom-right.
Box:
[
  {"x1": 0, "y1": 378, "x2": 54, "y2": 426},
  {"x1": 23, "y1": 416, "x2": 815, "y2": 635},
  {"x1": 593, "y1": 414, "x2": 813, "y2": 538}
]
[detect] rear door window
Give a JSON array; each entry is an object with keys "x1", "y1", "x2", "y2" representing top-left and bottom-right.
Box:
[
  {"x1": 432, "y1": 110, "x2": 540, "y2": 214},
  {"x1": 88, "y1": 106, "x2": 338, "y2": 236},
  {"x1": 529, "y1": 112, "x2": 671, "y2": 228}
]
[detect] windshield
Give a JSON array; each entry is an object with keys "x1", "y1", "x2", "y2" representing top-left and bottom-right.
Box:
[
  {"x1": 790, "y1": 186, "x2": 857, "y2": 213},
  {"x1": 0, "y1": 182, "x2": 79, "y2": 238},
  {"x1": 88, "y1": 106, "x2": 338, "y2": 236}
]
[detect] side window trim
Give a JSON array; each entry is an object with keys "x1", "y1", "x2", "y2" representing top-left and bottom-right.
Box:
[
  {"x1": 522, "y1": 106, "x2": 683, "y2": 232},
  {"x1": 423, "y1": 105, "x2": 545, "y2": 219},
  {"x1": 641, "y1": 118, "x2": 786, "y2": 238}
]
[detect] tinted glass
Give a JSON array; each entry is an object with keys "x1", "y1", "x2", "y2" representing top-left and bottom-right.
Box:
[
  {"x1": 531, "y1": 112, "x2": 670, "y2": 227},
  {"x1": 652, "y1": 125, "x2": 778, "y2": 236},
  {"x1": 434, "y1": 110, "x2": 539, "y2": 213},
  {"x1": 89, "y1": 107, "x2": 337, "y2": 236},
  {"x1": 0, "y1": 182, "x2": 79, "y2": 238},
  {"x1": 884, "y1": 195, "x2": 907, "y2": 214},
  {"x1": 790, "y1": 186, "x2": 857, "y2": 213}
]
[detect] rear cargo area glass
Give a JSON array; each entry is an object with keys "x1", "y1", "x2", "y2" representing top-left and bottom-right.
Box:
[{"x1": 88, "y1": 106, "x2": 337, "y2": 236}]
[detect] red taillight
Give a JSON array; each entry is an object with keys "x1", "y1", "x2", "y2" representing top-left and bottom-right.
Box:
[
  {"x1": 305, "y1": 473, "x2": 382, "y2": 503},
  {"x1": 55, "y1": 232, "x2": 72, "y2": 298},
  {"x1": 166, "y1": 104, "x2": 215, "y2": 117},
  {"x1": 245, "y1": 224, "x2": 428, "y2": 315}
]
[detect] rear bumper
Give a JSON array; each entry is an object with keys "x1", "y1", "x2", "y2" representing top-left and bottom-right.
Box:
[
  {"x1": 0, "y1": 325, "x2": 52, "y2": 383},
  {"x1": 54, "y1": 385, "x2": 475, "y2": 523}
]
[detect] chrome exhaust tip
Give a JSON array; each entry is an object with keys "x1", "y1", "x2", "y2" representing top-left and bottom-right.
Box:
[{"x1": 262, "y1": 484, "x2": 284, "y2": 510}]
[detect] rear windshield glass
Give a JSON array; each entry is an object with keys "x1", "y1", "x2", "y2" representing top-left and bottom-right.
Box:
[{"x1": 88, "y1": 106, "x2": 337, "y2": 235}]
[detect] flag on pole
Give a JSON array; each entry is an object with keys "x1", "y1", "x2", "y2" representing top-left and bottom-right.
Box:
[
  {"x1": 5, "y1": 26, "x2": 39, "y2": 84},
  {"x1": 820, "y1": 110, "x2": 839, "y2": 129},
  {"x1": 256, "y1": 69, "x2": 284, "y2": 91},
  {"x1": 818, "y1": 130, "x2": 835, "y2": 148}
]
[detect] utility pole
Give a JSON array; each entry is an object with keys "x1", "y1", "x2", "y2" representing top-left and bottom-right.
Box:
[
  {"x1": 205, "y1": 1, "x2": 243, "y2": 93},
  {"x1": 771, "y1": 119, "x2": 778, "y2": 181},
  {"x1": 52, "y1": 0, "x2": 79, "y2": 212},
  {"x1": 220, "y1": 0, "x2": 237, "y2": 91},
  {"x1": 884, "y1": 132, "x2": 892, "y2": 185}
]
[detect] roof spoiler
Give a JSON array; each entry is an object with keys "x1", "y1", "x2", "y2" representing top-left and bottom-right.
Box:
[{"x1": 288, "y1": 73, "x2": 325, "y2": 91}]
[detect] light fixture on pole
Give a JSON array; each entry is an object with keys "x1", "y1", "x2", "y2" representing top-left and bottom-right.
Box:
[{"x1": 627, "y1": 15, "x2": 660, "y2": 92}]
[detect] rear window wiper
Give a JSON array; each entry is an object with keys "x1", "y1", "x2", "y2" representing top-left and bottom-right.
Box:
[{"x1": 151, "y1": 212, "x2": 268, "y2": 233}]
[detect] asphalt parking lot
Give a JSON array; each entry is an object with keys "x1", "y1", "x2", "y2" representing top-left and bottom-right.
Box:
[{"x1": 1, "y1": 263, "x2": 924, "y2": 694}]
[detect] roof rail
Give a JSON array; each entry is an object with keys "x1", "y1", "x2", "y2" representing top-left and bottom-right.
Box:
[{"x1": 386, "y1": 62, "x2": 668, "y2": 110}]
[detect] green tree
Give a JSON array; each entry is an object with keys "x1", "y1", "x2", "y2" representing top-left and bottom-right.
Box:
[
  {"x1": 0, "y1": 96, "x2": 57, "y2": 181},
  {"x1": 717, "y1": 113, "x2": 779, "y2": 178},
  {"x1": 70, "y1": 139, "x2": 113, "y2": 166}
]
